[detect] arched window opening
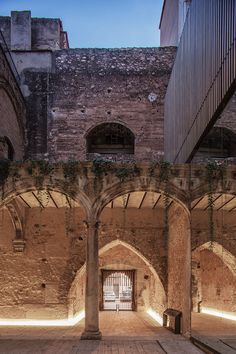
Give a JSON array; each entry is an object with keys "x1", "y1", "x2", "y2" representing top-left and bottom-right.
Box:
[
  {"x1": 87, "y1": 123, "x2": 135, "y2": 154},
  {"x1": 0, "y1": 137, "x2": 14, "y2": 161},
  {"x1": 197, "y1": 127, "x2": 236, "y2": 159}
]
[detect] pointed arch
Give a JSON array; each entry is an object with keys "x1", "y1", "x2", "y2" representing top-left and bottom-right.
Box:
[
  {"x1": 70, "y1": 239, "x2": 166, "y2": 299},
  {"x1": 192, "y1": 241, "x2": 236, "y2": 278}
]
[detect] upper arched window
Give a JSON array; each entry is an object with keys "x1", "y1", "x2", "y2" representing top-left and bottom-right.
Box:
[
  {"x1": 87, "y1": 123, "x2": 135, "y2": 154},
  {"x1": 198, "y1": 127, "x2": 236, "y2": 158}
]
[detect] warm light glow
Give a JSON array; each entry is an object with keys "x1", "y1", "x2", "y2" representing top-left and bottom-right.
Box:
[
  {"x1": 147, "y1": 308, "x2": 163, "y2": 326},
  {"x1": 0, "y1": 310, "x2": 85, "y2": 327},
  {"x1": 201, "y1": 307, "x2": 236, "y2": 322}
]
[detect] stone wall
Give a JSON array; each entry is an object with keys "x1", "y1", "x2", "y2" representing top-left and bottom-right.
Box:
[
  {"x1": 21, "y1": 47, "x2": 176, "y2": 160},
  {"x1": 199, "y1": 250, "x2": 236, "y2": 313},
  {"x1": 0, "y1": 12, "x2": 68, "y2": 51},
  {"x1": 0, "y1": 45, "x2": 25, "y2": 160},
  {"x1": 0, "y1": 206, "x2": 167, "y2": 319},
  {"x1": 191, "y1": 210, "x2": 236, "y2": 258}
]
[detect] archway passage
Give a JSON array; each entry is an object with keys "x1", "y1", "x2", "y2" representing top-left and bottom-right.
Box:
[
  {"x1": 0, "y1": 188, "x2": 86, "y2": 321},
  {"x1": 102, "y1": 270, "x2": 134, "y2": 311},
  {"x1": 191, "y1": 193, "x2": 236, "y2": 352}
]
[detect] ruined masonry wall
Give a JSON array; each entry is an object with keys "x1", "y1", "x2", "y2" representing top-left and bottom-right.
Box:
[
  {"x1": 0, "y1": 207, "x2": 167, "y2": 319},
  {"x1": 23, "y1": 47, "x2": 176, "y2": 160}
]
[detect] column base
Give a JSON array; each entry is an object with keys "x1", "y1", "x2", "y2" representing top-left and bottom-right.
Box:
[{"x1": 81, "y1": 330, "x2": 102, "y2": 340}]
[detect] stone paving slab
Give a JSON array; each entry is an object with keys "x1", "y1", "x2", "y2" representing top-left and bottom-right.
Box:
[
  {"x1": 0, "y1": 312, "x2": 203, "y2": 354},
  {"x1": 192, "y1": 313, "x2": 236, "y2": 354},
  {"x1": 0, "y1": 339, "x2": 202, "y2": 354}
]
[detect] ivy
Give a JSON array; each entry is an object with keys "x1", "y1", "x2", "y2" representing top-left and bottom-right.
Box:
[
  {"x1": 159, "y1": 160, "x2": 171, "y2": 240},
  {"x1": 92, "y1": 158, "x2": 112, "y2": 177},
  {"x1": 62, "y1": 161, "x2": 80, "y2": 182},
  {"x1": 206, "y1": 162, "x2": 225, "y2": 245},
  {"x1": 159, "y1": 160, "x2": 171, "y2": 183}
]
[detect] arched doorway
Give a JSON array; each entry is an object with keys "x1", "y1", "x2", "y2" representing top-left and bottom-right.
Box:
[{"x1": 102, "y1": 270, "x2": 134, "y2": 310}]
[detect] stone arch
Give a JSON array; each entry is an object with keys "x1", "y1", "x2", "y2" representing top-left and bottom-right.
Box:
[
  {"x1": 192, "y1": 241, "x2": 236, "y2": 317},
  {"x1": 192, "y1": 241, "x2": 236, "y2": 278},
  {"x1": 92, "y1": 179, "x2": 189, "y2": 220},
  {"x1": 68, "y1": 239, "x2": 167, "y2": 317},
  {"x1": 84, "y1": 120, "x2": 136, "y2": 138},
  {"x1": 0, "y1": 181, "x2": 92, "y2": 220},
  {"x1": 197, "y1": 126, "x2": 236, "y2": 159}
]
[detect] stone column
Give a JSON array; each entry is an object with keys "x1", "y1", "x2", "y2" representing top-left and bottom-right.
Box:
[
  {"x1": 167, "y1": 204, "x2": 191, "y2": 337},
  {"x1": 81, "y1": 220, "x2": 102, "y2": 340}
]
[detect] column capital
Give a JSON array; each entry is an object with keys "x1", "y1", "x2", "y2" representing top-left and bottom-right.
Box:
[{"x1": 83, "y1": 219, "x2": 100, "y2": 230}]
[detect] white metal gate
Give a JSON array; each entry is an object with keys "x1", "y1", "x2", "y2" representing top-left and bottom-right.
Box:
[{"x1": 102, "y1": 270, "x2": 134, "y2": 311}]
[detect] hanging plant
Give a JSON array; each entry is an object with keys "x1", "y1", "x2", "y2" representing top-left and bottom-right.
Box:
[
  {"x1": 159, "y1": 160, "x2": 171, "y2": 240},
  {"x1": 62, "y1": 160, "x2": 80, "y2": 197},
  {"x1": 115, "y1": 162, "x2": 140, "y2": 182},
  {"x1": 149, "y1": 161, "x2": 159, "y2": 178},
  {"x1": 92, "y1": 158, "x2": 112, "y2": 177},
  {"x1": 63, "y1": 161, "x2": 80, "y2": 183},
  {"x1": 62, "y1": 161, "x2": 80, "y2": 234},
  {"x1": 206, "y1": 162, "x2": 225, "y2": 245}
]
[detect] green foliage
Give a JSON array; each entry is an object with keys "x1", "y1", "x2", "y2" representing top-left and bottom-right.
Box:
[
  {"x1": 62, "y1": 161, "x2": 80, "y2": 183},
  {"x1": 206, "y1": 162, "x2": 225, "y2": 244},
  {"x1": 92, "y1": 158, "x2": 113, "y2": 177}
]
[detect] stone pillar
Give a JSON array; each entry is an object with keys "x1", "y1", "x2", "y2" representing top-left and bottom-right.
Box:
[
  {"x1": 11, "y1": 11, "x2": 31, "y2": 50},
  {"x1": 167, "y1": 204, "x2": 191, "y2": 337},
  {"x1": 81, "y1": 220, "x2": 101, "y2": 340}
]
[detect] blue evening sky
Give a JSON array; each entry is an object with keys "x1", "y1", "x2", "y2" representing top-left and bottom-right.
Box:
[{"x1": 0, "y1": 0, "x2": 163, "y2": 48}]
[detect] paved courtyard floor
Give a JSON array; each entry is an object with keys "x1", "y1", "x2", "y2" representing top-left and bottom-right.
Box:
[
  {"x1": 191, "y1": 312, "x2": 236, "y2": 354},
  {"x1": 0, "y1": 311, "x2": 203, "y2": 354}
]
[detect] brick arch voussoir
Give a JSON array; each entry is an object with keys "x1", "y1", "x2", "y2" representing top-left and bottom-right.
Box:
[
  {"x1": 92, "y1": 176, "x2": 189, "y2": 220},
  {"x1": 0, "y1": 176, "x2": 92, "y2": 219},
  {"x1": 192, "y1": 241, "x2": 236, "y2": 278}
]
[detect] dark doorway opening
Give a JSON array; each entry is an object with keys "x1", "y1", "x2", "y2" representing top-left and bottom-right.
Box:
[{"x1": 102, "y1": 270, "x2": 135, "y2": 311}]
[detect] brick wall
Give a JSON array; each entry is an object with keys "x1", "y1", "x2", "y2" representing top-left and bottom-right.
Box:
[{"x1": 22, "y1": 47, "x2": 176, "y2": 161}]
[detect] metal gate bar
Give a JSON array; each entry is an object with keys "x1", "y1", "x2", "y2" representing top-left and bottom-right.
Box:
[{"x1": 102, "y1": 270, "x2": 135, "y2": 311}]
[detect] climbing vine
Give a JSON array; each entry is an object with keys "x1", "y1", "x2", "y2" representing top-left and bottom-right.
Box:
[
  {"x1": 159, "y1": 161, "x2": 171, "y2": 240},
  {"x1": 92, "y1": 158, "x2": 140, "y2": 186},
  {"x1": 206, "y1": 162, "x2": 225, "y2": 245}
]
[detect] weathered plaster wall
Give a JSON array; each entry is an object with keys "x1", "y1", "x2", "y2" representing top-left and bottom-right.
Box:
[
  {"x1": 100, "y1": 208, "x2": 167, "y2": 287},
  {"x1": 0, "y1": 88, "x2": 24, "y2": 159},
  {"x1": 200, "y1": 250, "x2": 236, "y2": 313},
  {"x1": 31, "y1": 18, "x2": 63, "y2": 50},
  {"x1": 22, "y1": 47, "x2": 176, "y2": 160},
  {"x1": 0, "y1": 44, "x2": 25, "y2": 160},
  {"x1": 191, "y1": 209, "x2": 236, "y2": 258},
  {"x1": 0, "y1": 13, "x2": 67, "y2": 51},
  {"x1": 0, "y1": 207, "x2": 86, "y2": 319},
  {"x1": 0, "y1": 205, "x2": 167, "y2": 319}
]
